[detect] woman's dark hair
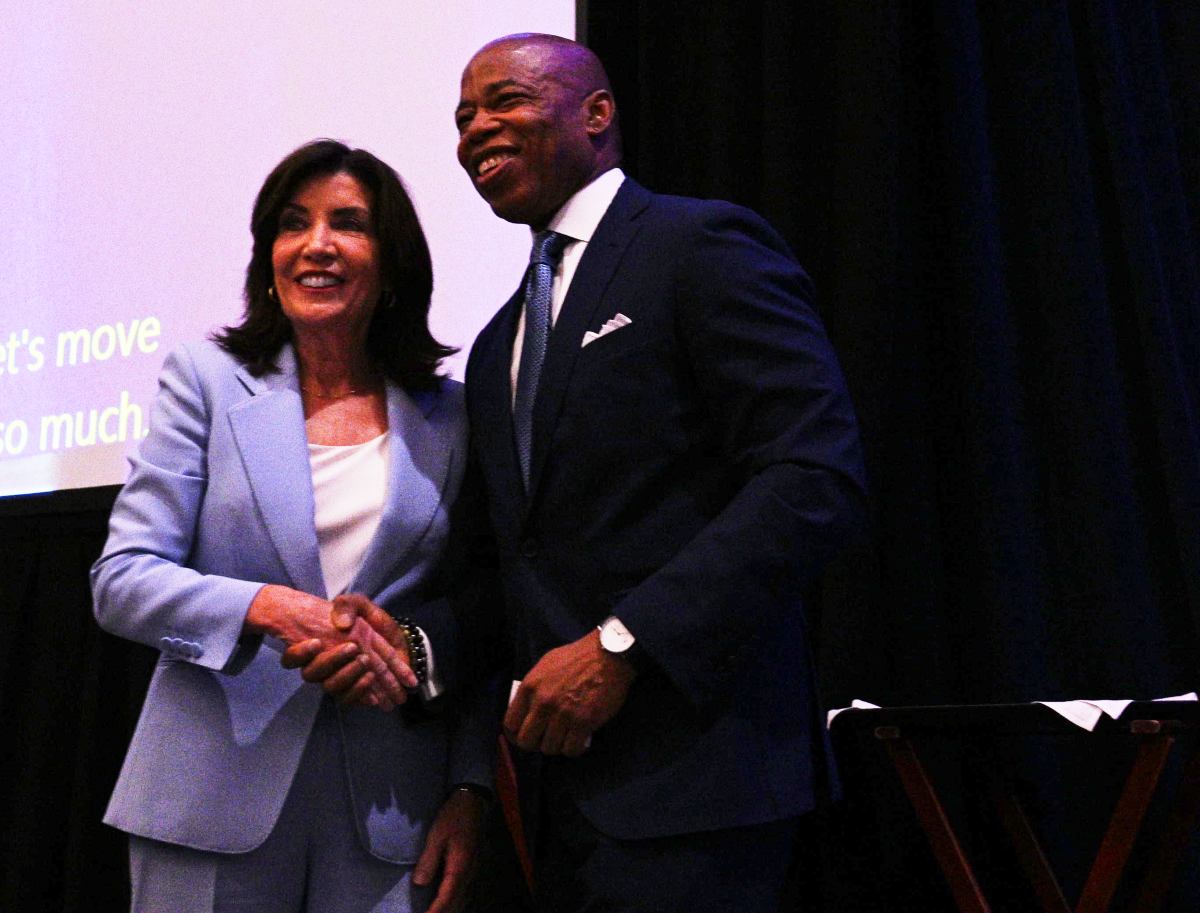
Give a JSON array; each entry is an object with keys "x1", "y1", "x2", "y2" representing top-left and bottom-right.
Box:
[{"x1": 214, "y1": 139, "x2": 454, "y2": 390}]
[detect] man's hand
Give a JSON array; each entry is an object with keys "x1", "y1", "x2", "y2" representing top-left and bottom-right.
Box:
[
  {"x1": 413, "y1": 788, "x2": 488, "y2": 913},
  {"x1": 505, "y1": 630, "x2": 636, "y2": 757},
  {"x1": 276, "y1": 593, "x2": 416, "y2": 709}
]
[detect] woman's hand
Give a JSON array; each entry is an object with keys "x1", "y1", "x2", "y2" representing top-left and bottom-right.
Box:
[
  {"x1": 248, "y1": 586, "x2": 415, "y2": 708},
  {"x1": 413, "y1": 787, "x2": 489, "y2": 913},
  {"x1": 277, "y1": 592, "x2": 416, "y2": 708}
]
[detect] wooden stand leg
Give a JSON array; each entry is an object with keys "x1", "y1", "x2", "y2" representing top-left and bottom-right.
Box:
[
  {"x1": 878, "y1": 727, "x2": 991, "y2": 913},
  {"x1": 986, "y1": 777, "x2": 1072, "y2": 913},
  {"x1": 1075, "y1": 727, "x2": 1174, "y2": 913},
  {"x1": 1132, "y1": 742, "x2": 1200, "y2": 912}
]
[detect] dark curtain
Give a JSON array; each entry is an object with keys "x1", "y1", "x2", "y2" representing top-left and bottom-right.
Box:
[
  {"x1": 0, "y1": 492, "x2": 155, "y2": 913},
  {"x1": 587, "y1": 0, "x2": 1200, "y2": 909},
  {"x1": 3, "y1": 2, "x2": 1199, "y2": 911}
]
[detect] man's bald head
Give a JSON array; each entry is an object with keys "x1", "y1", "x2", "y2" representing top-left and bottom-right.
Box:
[
  {"x1": 455, "y1": 34, "x2": 622, "y2": 227},
  {"x1": 476, "y1": 33, "x2": 615, "y2": 99}
]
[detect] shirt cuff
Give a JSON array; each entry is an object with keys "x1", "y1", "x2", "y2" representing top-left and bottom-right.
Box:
[{"x1": 414, "y1": 626, "x2": 443, "y2": 701}]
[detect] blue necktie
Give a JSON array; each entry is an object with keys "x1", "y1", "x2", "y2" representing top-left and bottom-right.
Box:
[{"x1": 514, "y1": 230, "x2": 569, "y2": 490}]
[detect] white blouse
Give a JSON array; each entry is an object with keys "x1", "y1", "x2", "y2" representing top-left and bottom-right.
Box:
[{"x1": 308, "y1": 432, "x2": 389, "y2": 599}]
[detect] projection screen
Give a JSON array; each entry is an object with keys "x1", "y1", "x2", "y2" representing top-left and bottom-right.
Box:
[{"x1": 0, "y1": 2, "x2": 574, "y2": 498}]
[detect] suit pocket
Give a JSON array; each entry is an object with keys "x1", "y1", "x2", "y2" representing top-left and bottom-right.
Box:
[
  {"x1": 575, "y1": 326, "x2": 657, "y2": 368},
  {"x1": 340, "y1": 710, "x2": 450, "y2": 863}
]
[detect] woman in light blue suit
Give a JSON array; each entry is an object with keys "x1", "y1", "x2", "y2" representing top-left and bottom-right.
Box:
[{"x1": 92, "y1": 141, "x2": 496, "y2": 913}]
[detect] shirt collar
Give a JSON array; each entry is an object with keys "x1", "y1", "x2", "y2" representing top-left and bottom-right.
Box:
[{"x1": 541, "y1": 167, "x2": 626, "y2": 244}]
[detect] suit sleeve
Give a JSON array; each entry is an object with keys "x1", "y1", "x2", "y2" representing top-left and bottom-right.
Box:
[
  {"x1": 442, "y1": 459, "x2": 506, "y2": 788},
  {"x1": 611, "y1": 205, "x2": 868, "y2": 711},
  {"x1": 90, "y1": 344, "x2": 265, "y2": 673},
  {"x1": 385, "y1": 431, "x2": 506, "y2": 692},
  {"x1": 396, "y1": 446, "x2": 506, "y2": 784},
  {"x1": 445, "y1": 669, "x2": 504, "y2": 789}
]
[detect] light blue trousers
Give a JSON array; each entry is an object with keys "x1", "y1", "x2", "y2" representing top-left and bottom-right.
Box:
[{"x1": 127, "y1": 700, "x2": 432, "y2": 913}]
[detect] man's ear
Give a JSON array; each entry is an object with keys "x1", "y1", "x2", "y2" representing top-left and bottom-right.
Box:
[{"x1": 583, "y1": 90, "x2": 616, "y2": 135}]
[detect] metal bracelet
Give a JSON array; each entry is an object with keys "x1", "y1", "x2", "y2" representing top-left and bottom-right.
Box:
[{"x1": 396, "y1": 616, "x2": 428, "y2": 686}]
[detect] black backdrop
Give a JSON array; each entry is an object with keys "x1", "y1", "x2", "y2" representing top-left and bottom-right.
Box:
[{"x1": 3, "y1": 1, "x2": 1198, "y2": 910}]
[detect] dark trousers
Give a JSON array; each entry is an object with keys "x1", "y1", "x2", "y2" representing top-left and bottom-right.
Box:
[{"x1": 533, "y1": 764, "x2": 800, "y2": 913}]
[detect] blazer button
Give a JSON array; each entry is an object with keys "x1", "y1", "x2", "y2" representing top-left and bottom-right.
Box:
[{"x1": 520, "y1": 538, "x2": 539, "y2": 558}]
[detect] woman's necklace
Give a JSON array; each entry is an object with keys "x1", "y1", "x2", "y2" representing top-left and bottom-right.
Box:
[{"x1": 301, "y1": 377, "x2": 381, "y2": 399}]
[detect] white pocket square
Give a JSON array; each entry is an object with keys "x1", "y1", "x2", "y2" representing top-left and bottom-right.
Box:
[{"x1": 581, "y1": 312, "x2": 632, "y2": 348}]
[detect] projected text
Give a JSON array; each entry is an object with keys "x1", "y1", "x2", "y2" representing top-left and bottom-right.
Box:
[{"x1": 0, "y1": 317, "x2": 160, "y2": 460}]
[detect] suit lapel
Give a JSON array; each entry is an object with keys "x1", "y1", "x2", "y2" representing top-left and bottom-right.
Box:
[
  {"x1": 471, "y1": 287, "x2": 529, "y2": 512},
  {"x1": 351, "y1": 382, "x2": 455, "y2": 599},
  {"x1": 227, "y1": 346, "x2": 326, "y2": 596},
  {"x1": 526, "y1": 180, "x2": 651, "y2": 497}
]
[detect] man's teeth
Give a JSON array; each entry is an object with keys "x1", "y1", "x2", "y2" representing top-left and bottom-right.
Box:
[
  {"x1": 299, "y1": 275, "x2": 339, "y2": 288},
  {"x1": 478, "y1": 153, "x2": 514, "y2": 176}
]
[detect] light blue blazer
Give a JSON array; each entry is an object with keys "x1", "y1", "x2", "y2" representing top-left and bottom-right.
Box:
[{"x1": 91, "y1": 339, "x2": 494, "y2": 862}]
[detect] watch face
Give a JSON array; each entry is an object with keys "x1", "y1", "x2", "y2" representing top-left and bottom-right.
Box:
[{"x1": 600, "y1": 617, "x2": 635, "y2": 653}]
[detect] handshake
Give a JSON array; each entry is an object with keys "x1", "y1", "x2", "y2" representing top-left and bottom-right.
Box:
[{"x1": 246, "y1": 585, "x2": 420, "y2": 712}]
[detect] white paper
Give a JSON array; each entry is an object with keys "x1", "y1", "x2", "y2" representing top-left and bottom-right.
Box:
[{"x1": 827, "y1": 698, "x2": 882, "y2": 728}]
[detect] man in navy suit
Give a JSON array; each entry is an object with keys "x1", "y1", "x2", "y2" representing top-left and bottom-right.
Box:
[{"x1": 455, "y1": 33, "x2": 867, "y2": 912}]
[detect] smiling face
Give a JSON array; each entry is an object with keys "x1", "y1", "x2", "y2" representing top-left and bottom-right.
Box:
[
  {"x1": 271, "y1": 171, "x2": 381, "y2": 341},
  {"x1": 455, "y1": 39, "x2": 616, "y2": 228}
]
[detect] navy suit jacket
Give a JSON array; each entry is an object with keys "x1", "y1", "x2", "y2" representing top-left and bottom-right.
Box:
[
  {"x1": 465, "y1": 179, "x2": 867, "y2": 840},
  {"x1": 92, "y1": 340, "x2": 495, "y2": 861}
]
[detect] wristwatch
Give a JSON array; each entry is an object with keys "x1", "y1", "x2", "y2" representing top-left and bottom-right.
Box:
[
  {"x1": 598, "y1": 616, "x2": 648, "y2": 673},
  {"x1": 598, "y1": 615, "x2": 637, "y2": 655}
]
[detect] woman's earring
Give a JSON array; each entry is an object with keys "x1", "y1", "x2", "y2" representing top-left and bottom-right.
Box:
[{"x1": 267, "y1": 285, "x2": 277, "y2": 300}]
